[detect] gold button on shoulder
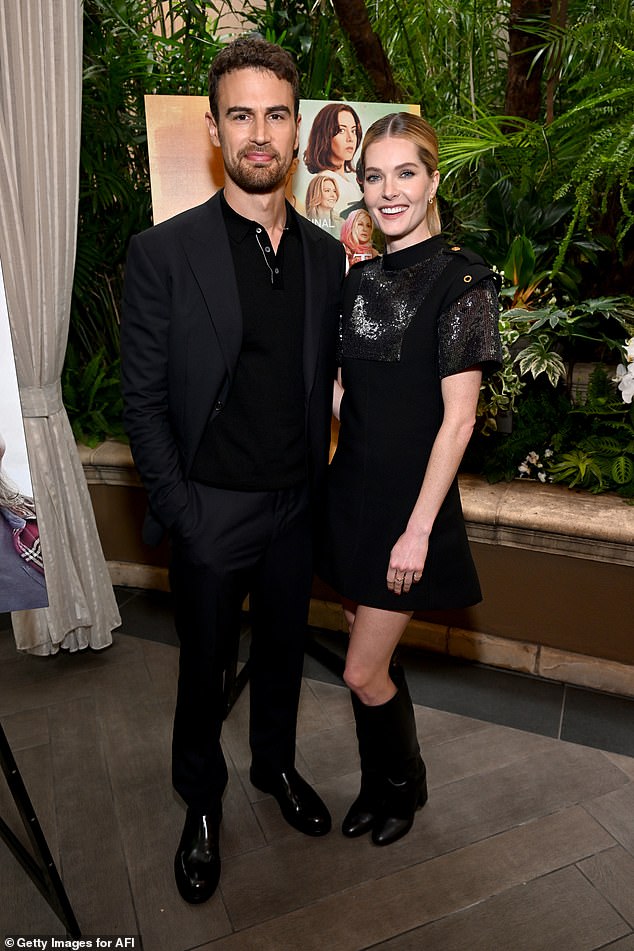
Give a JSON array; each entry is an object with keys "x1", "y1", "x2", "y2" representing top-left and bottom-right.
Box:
[
  {"x1": 463, "y1": 274, "x2": 472, "y2": 282},
  {"x1": 451, "y1": 245, "x2": 461, "y2": 251}
]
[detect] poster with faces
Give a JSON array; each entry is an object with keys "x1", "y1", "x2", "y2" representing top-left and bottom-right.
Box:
[
  {"x1": 145, "y1": 96, "x2": 419, "y2": 269},
  {"x1": 0, "y1": 257, "x2": 49, "y2": 612}
]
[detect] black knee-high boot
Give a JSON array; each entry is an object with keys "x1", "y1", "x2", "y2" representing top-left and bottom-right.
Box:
[
  {"x1": 341, "y1": 691, "x2": 384, "y2": 837},
  {"x1": 371, "y1": 665, "x2": 427, "y2": 846},
  {"x1": 342, "y1": 665, "x2": 427, "y2": 844}
]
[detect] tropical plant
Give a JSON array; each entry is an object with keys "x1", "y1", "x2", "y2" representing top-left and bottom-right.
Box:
[
  {"x1": 515, "y1": 3, "x2": 634, "y2": 263},
  {"x1": 450, "y1": 167, "x2": 605, "y2": 304},
  {"x1": 360, "y1": 0, "x2": 511, "y2": 116},
  {"x1": 234, "y1": 0, "x2": 351, "y2": 100},
  {"x1": 438, "y1": 13, "x2": 634, "y2": 289},
  {"x1": 475, "y1": 313, "x2": 526, "y2": 435},
  {"x1": 505, "y1": 296, "x2": 634, "y2": 391},
  {"x1": 468, "y1": 358, "x2": 634, "y2": 498},
  {"x1": 547, "y1": 366, "x2": 634, "y2": 497},
  {"x1": 62, "y1": 345, "x2": 125, "y2": 447}
]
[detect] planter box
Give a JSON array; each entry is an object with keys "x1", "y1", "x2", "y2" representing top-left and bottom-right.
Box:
[{"x1": 80, "y1": 442, "x2": 634, "y2": 696}]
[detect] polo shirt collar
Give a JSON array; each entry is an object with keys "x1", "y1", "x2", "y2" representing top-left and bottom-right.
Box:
[{"x1": 219, "y1": 188, "x2": 299, "y2": 243}]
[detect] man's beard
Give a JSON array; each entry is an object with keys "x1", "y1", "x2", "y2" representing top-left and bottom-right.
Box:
[{"x1": 224, "y1": 146, "x2": 291, "y2": 194}]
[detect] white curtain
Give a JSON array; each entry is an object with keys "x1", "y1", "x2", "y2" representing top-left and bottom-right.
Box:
[{"x1": 0, "y1": 1, "x2": 120, "y2": 653}]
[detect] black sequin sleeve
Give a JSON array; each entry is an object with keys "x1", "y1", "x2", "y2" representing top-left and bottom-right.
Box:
[{"x1": 438, "y1": 277, "x2": 502, "y2": 378}]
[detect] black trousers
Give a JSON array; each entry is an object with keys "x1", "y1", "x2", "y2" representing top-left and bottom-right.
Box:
[{"x1": 169, "y1": 480, "x2": 313, "y2": 813}]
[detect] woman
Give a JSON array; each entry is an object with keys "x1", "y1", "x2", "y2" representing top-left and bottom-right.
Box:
[
  {"x1": 305, "y1": 174, "x2": 340, "y2": 228},
  {"x1": 318, "y1": 113, "x2": 502, "y2": 846},
  {"x1": 339, "y1": 208, "x2": 379, "y2": 267},
  {"x1": 0, "y1": 430, "x2": 47, "y2": 612},
  {"x1": 303, "y1": 103, "x2": 362, "y2": 211}
]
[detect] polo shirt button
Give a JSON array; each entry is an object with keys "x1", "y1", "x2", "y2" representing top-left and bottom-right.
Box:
[{"x1": 214, "y1": 401, "x2": 223, "y2": 412}]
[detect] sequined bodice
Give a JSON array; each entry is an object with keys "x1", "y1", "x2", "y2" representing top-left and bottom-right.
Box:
[{"x1": 342, "y1": 249, "x2": 452, "y2": 362}]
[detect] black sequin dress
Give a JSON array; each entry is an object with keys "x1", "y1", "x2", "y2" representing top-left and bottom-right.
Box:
[{"x1": 317, "y1": 234, "x2": 502, "y2": 611}]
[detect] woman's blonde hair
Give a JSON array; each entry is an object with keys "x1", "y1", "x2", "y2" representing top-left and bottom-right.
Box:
[
  {"x1": 305, "y1": 174, "x2": 340, "y2": 218},
  {"x1": 356, "y1": 112, "x2": 441, "y2": 236}
]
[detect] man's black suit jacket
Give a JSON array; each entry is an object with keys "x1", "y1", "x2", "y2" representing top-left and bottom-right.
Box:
[{"x1": 121, "y1": 191, "x2": 346, "y2": 545}]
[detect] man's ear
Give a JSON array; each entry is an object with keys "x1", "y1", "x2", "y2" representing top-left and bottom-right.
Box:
[
  {"x1": 205, "y1": 111, "x2": 221, "y2": 147},
  {"x1": 294, "y1": 113, "x2": 301, "y2": 153}
]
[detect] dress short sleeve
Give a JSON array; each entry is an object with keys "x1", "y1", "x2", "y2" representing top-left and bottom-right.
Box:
[{"x1": 438, "y1": 277, "x2": 502, "y2": 378}]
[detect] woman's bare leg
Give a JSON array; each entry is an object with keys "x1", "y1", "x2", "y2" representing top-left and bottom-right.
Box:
[{"x1": 344, "y1": 605, "x2": 413, "y2": 705}]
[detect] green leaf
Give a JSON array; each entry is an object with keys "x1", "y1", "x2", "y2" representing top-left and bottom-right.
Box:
[
  {"x1": 515, "y1": 338, "x2": 567, "y2": 387},
  {"x1": 504, "y1": 235, "x2": 536, "y2": 289},
  {"x1": 612, "y1": 455, "x2": 634, "y2": 485}
]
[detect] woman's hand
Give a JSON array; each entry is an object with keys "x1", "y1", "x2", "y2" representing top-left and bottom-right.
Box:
[
  {"x1": 387, "y1": 528, "x2": 429, "y2": 594},
  {"x1": 333, "y1": 372, "x2": 344, "y2": 420}
]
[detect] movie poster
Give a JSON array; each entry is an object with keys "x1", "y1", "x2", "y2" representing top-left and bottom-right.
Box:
[
  {"x1": 291, "y1": 100, "x2": 419, "y2": 263},
  {"x1": 0, "y1": 258, "x2": 48, "y2": 613},
  {"x1": 145, "y1": 96, "x2": 420, "y2": 266}
]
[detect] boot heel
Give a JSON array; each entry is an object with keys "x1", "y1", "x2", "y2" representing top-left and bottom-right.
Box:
[{"x1": 417, "y1": 777, "x2": 428, "y2": 810}]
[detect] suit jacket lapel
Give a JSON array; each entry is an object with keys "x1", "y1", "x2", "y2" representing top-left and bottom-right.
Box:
[
  {"x1": 179, "y1": 196, "x2": 329, "y2": 406},
  {"x1": 182, "y1": 193, "x2": 243, "y2": 385}
]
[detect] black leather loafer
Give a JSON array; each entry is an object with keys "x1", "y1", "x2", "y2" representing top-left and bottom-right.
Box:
[
  {"x1": 250, "y1": 766, "x2": 331, "y2": 836},
  {"x1": 174, "y1": 809, "x2": 221, "y2": 904}
]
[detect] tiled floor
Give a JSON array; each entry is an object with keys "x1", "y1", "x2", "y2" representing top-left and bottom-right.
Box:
[{"x1": 1, "y1": 586, "x2": 634, "y2": 949}]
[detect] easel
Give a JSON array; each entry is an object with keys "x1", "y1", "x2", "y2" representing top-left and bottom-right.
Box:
[{"x1": 0, "y1": 720, "x2": 81, "y2": 937}]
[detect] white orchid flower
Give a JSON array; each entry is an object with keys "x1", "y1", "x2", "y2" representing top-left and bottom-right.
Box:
[{"x1": 615, "y1": 363, "x2": 634, "y2": 403}]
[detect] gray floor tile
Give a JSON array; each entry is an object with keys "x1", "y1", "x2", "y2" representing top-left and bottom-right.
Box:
[
  {"x1": 372, "y1": 866, "x2": 630, "y2": 951},
  {"x1": 1, "y1": 706, "x2": 50, "y2": 752},
  {"x1": 2, "y1": 626, "x2": 633, "y2": 951},
  {"x1": 599, "y1": 937, "x2": 634, "y2": 950},
  {"x1": 0, "y1": 741, "x2": 59, "y2": 874},
  {"x1": 140, "y1": 637, "x2": 179, "y2": 699},
  {"x1": 305, "y1": 679, "x2": 355, "y2": 727},
  {"x1": 47, "y1": 697, "x2": 139, "y2": 935},
  {"x1": 295, "y1": 676, "x2": 343, "y2": 737},
  {"x1": 603, "y1": 751, "x2": 634, "y2": 782},
  {"x1": 579, "y1": 846, "x2": 634, "y2": 929},
  {"x1": 424, "y1": 722, "x2": 556, "y2": 789},
  {"x1": 414, "y1": 704, "x2": 491, "y2": 747},
  {"x1": 296, "y1": 719, "x2": 361, "y2": 785},
  {"x1": 585, "y1": 783, "x2": 634, "y2": 855},
  {"x1": 201, "y1": 806, "x2": 615, "y2": 949}
]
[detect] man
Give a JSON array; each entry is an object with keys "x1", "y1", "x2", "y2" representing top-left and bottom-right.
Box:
[{"x1": 121, "y1": 36, "x2": 345, "y2": 904}]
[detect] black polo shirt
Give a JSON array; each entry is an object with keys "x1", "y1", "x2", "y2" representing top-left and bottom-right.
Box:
[{"x1": 189, "y1": 191, "x2": 307, "y2": 490}]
